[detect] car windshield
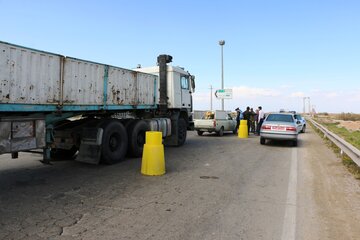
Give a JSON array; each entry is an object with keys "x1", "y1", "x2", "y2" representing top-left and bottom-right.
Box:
[{"x1": 266, "y1": 114, "x2": 294, "y2": 122}]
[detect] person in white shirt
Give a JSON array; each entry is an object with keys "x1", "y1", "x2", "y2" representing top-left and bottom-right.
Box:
[{"x1": 256, "y1": 106, "x2": 265, "y2": 135}]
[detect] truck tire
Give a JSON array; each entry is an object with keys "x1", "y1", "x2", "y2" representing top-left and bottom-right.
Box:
[
  {"x1": 177, "y1": 118, "x2": 187, "y2": 146},
  {"x1": 197, "y1": 130, "x2": 204, "y2": 136},
  {"x1": 100, "y1": 120, "x2": 128, "y2": 164},
  {"x1": 217, "y1": 127, "x2": 224, "y2": 136},
  {"x1": 127, "y1": 120, "x2": 149, "y2": 157}
]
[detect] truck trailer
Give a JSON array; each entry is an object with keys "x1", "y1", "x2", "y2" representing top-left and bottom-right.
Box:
[{"x1": 0, "y1": 41, "x2": 195, "y2": 164}]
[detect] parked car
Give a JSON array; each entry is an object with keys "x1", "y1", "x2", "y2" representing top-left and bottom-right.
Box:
[
  {"x1": 260, "y1": 112, "x2": 300, "y2": 146},
  {"x1": 294, "y1": 114, "x2": 306, "y2": 133},
  {"x1": 194, "y1": 110, "x2": 237, "y2": 136}
]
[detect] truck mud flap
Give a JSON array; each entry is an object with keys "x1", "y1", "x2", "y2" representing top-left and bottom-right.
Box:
[{"x1": 76, "y1": 128, "x2": 103, "y2": 164}]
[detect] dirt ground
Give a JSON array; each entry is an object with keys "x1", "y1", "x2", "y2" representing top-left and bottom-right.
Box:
[
  {"x1": 1, "y1": 129, "x2": 360, "y2": 239},
  {"x1": 337, "y1": 120, "x2": 360, "y2": 131},
  {"x1": 315, "y1": 114, "x2": 360, "y2": 131}
]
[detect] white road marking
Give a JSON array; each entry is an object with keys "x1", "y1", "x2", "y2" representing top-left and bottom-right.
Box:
[{"x1": 281, "y1": 147, "x2": 298, "y2": 240}]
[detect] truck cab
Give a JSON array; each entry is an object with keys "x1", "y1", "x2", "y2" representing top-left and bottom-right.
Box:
[{"x1": 135, "y1": 65, "x2": 195, "y2": 111}]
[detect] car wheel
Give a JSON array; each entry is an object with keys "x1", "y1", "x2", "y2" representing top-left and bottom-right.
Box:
[
  {"x1": 260, "y1": 137, "x2": 266, "y2": 145},
  {"x1": 292, "y1": 140, "x2": 298, "y2": 147},
  {"x1": 197, "y1": 130, "x2": 204, "y2": 136},
  {"x1": 301, "y1": 125, "x2": 306, "y2": 133},
  {"x1": 217, "y1": 127, "x2": 224, "y2": 136}
]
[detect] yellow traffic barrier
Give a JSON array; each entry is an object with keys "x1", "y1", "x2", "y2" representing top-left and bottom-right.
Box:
[
  {"x1": 141, "y1": 131, "x2": 165, "y2": 176},
  {"x1": 238, "y1": 120, "x2": 248, "y2": 138}
]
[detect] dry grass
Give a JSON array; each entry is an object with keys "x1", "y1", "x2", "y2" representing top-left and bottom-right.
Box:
[
  {"x1": 309, "y1": 121, "x2": 360, "y2": 180},
  {"x1": 336, "y1": 113, "x2": 360, "y2": 121},
  {"x1": 315, "y1": 112, "x2": 360, "y2": 121}
]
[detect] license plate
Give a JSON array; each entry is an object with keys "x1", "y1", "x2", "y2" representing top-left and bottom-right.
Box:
[{"x1": 271, "y1": 126, "x2": 285, "y2": 131}]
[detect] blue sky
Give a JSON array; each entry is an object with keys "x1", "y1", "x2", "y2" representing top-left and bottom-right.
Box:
[{"x1": 1, "y1": 0, "x2": 359, "y2": 113}]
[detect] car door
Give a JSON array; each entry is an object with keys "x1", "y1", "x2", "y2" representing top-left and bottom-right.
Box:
[
  {"x1": 294, "y1": 114, "x2": 303, "y2": 133},
  {"x1": 227, "y1": 114, "x2": 236, "y2": 131}
]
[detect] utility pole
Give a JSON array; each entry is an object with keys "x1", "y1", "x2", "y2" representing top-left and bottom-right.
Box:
[
  {"x1": 303, "y1": 97, "x2": 306, "y2": 114},
  {"x1": 219, "y1": 40, "x2": 225, "y2": 110},
  {"x1": 303, "y1": 97, "x2": 310, "y2": 114},
  {"x1": 209, "y1": 85, "x2": 213, "y2": 110}
]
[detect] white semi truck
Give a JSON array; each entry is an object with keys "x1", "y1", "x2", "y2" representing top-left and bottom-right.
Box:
[{"x1": 0, "y1": 41, "x2": 195, "y2": 164}]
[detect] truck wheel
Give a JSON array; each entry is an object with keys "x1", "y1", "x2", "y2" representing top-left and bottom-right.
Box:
[
  {"x1": 197, "y1": 130, "x2": 204, "y2": 136},
  {"x1": 260, "y1": 137, "x2": 266, "y2": 145},
  {"x1": 217, "y1": 127, "x2": 224, "y2": 136},
  {"x1": 177, "y1": 118, "x2": 187, "y2": 146},
  {"x1": 100, "y1": 120, "x2": 128, "y2": 164},
  {"x1": 127, "y1": 120, "x2": 149, "y2": 157}
]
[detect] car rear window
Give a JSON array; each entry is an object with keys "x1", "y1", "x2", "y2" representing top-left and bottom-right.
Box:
[{"x1": 266, "y1": 114, "x2": 294, "y2": 122}]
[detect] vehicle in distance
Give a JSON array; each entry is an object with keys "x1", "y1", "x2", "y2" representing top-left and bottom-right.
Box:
[
  {"x1": 260, "y1": 112, "x2": 300, "y2": 146},
  {"x1": 194, "y1": 110, "x2": 237, "y2": 136},
  {"x1": 294, "y1": 114, "x2": 306, "y2": 133}
]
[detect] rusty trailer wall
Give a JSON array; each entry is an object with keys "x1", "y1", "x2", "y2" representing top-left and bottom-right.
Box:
[
  {"x1": 0, "y1": 41, "x2": 61, "y2": 105},
  {"x1": 0, "y1": 41, "x2": 157, "y2": 112},
  {"x1": 107, "y1": 66, "x2": 156, "y2": 106},
  {"x1": 63, "y1": 58, "x2": 105, "y2": 105}
]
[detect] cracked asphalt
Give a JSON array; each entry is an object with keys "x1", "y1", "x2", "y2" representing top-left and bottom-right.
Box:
[{"x1": 1, "y1": 127, "x2": 360, "y2": 239}]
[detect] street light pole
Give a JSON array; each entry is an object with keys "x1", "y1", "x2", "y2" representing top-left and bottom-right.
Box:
[
  {"x1": 303, "y1": 97, "x2": 310, "y2": 114},
  {"x1": 209, "y1": 84, "x2": 213, "y2": 111},
  {"x1": 303, "y1": 97, "x2": 306, "y2": 114},
  {"x1": 219, "y1": 40, "x2": 225, "y2": 110}
]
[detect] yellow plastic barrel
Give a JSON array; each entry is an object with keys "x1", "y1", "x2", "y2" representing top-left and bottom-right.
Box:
[
  {"x1": 238, "y1": 120, "x2": 248, "y2": 138},
  {"x1": 141, "y1": 131, "x2": 165, "y2": 176}
]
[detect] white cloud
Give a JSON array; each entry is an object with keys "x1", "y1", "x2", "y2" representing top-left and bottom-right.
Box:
[
  {"x1": 231, "y1": 86, "x2": 281, "y2": 98},
  {"x1": 324, "y1": 92, "x2": 340, "y2": 98},
  {"x1": 290, "y1": 91, "x2": 305, "y2": 98},
  {"x1": 192, "y1": 86, "x2": 360, "y2": 113}
]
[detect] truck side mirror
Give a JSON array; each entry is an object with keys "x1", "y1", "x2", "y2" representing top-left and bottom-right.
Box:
[{"x1": 190, "y1": 75, "x2": 195, "y2": 92}]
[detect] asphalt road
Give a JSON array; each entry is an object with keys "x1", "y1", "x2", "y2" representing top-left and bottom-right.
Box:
[{"x1": 0, "y1": 127, "x2": 359, "y2": 240}]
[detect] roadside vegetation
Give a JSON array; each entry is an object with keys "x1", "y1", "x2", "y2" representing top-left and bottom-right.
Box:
[
  {"x1": 309, "y1": 119, "x2": 360, "y2": 180},
  {"x1": 317, "y1": 112, "x2": 360, "y2": 121},
  {"x1": 314, "y1": 114, "x2": 360, "y2": 150}
]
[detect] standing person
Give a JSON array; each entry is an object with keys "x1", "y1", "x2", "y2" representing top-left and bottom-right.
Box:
[
  {"x1": 256, "y1": 106, "x2": 265, "y2": 135},
  {"x1": 243, "y1": 106, "x2": 251, "y2": 134},
  {"x1": 249, "y1": 108, "x2": 256, "y2": 133},
  {"x1": 254, "y1": 109, "x2": 259, "y2": 134},
  {"x1": 235, "y1": 108, "x2": 241, "y2": 132}
]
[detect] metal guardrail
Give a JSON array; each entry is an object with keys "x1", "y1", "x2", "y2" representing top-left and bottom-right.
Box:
[{"x1": 308, "y1": 118, "x2": 360, "y2": 167}]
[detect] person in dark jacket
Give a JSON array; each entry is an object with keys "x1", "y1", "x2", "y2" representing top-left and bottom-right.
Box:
[
  {"x1": 242, "y1": 106, "x2": 251, "y2": 134},
  {"x1": 235, "y1": 108, "x2": 241, "y2": 132}
]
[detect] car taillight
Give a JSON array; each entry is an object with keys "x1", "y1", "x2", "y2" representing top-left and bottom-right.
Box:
[
  {"x1": 286, "y1": 126, "x2": 296, "y2": 132},
  {"x1": 261, "y1": 125, "x2": 271, "y2": 130},
  {"x1": 213, "y1": 120, "x2": 216, "y2": 127}
]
